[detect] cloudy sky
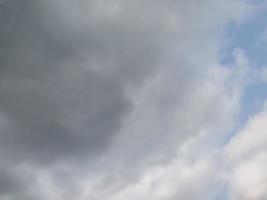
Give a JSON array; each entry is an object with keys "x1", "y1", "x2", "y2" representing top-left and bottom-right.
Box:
[{"x1": 0, "y1": 0, "x2": 267, "y2": 199}]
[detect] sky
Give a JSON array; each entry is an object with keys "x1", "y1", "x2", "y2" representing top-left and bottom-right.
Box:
[{"x1": 0, "y1": 0, "x2": 267, "y2": 200}]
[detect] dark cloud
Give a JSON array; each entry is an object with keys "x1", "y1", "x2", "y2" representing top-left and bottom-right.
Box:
[
  {"x1": 0, "y1": 0, "x2": 168, "y2": 165},
  {"x1": 0, "y1": 0, "x2": 182, "y2": 198},
  {"x1": 0, "y1": 170, "x2": 19, "y2": 195},
  {"x1": 0, "y1": 164, "x2": 37, "y2": 200},
  {"x1": 0, "y1": 1, "x2": 170, "y2": 197}
]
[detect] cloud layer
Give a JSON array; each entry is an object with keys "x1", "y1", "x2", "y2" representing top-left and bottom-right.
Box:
[{"x1": 0, "y1": 0, "x2": 266, "y2": 199}]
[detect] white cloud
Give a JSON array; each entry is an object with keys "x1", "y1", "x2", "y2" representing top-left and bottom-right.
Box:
[
  {"x1": 224, "y1": 106, "x2": 267, "y2": 164},
  {"x1": 229, "y1": 152, "x2": 267, "y2": 200},
  {"x1": 224, "y1": 103, "x2": 267, "y2": 200}
]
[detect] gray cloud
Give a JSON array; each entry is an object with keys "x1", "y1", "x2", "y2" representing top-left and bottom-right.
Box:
[
  {"x1": 0, "y1": 0, "x2": 170, "y2": 165},
  {"x1": 0, "y1": 170, "x2": 19, "y2": 195},
  {"x1": 0, "y1": 1, "x2": 179, "y2": 198},
  {"x1": 0, "y1": 0, "x2": 257, "y2": 199}
]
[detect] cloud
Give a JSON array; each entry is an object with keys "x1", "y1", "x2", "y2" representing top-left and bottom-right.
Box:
[
  {"x1": 108, "y1": 159, "x2": 219, "y2": 200},
  {"x1": 229, "y1": 152, "x2": 267, "y2": 200},
  {"x1": 224, "y1": 103, "x2": 267, "y2": 200},
  {"x1": 0, "y1": 0, "x2": 172, "y2": 164},
  {"x1": 0, "y1": 0, "x2": 261, "y2": 199}
]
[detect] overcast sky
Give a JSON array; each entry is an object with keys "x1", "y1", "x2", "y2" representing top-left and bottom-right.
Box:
[{"x1": 0, "y1": 0, "x2": 267, "y2": 200}]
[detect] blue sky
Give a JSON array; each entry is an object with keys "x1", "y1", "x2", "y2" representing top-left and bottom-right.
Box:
[{"x1": 220, "y1": 4, "x2": 267, "y2": 127}]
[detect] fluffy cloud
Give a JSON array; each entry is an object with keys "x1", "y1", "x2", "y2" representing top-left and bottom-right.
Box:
[{"x1": 224, "y1": 104, "x2": 267, "y2": 200}]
